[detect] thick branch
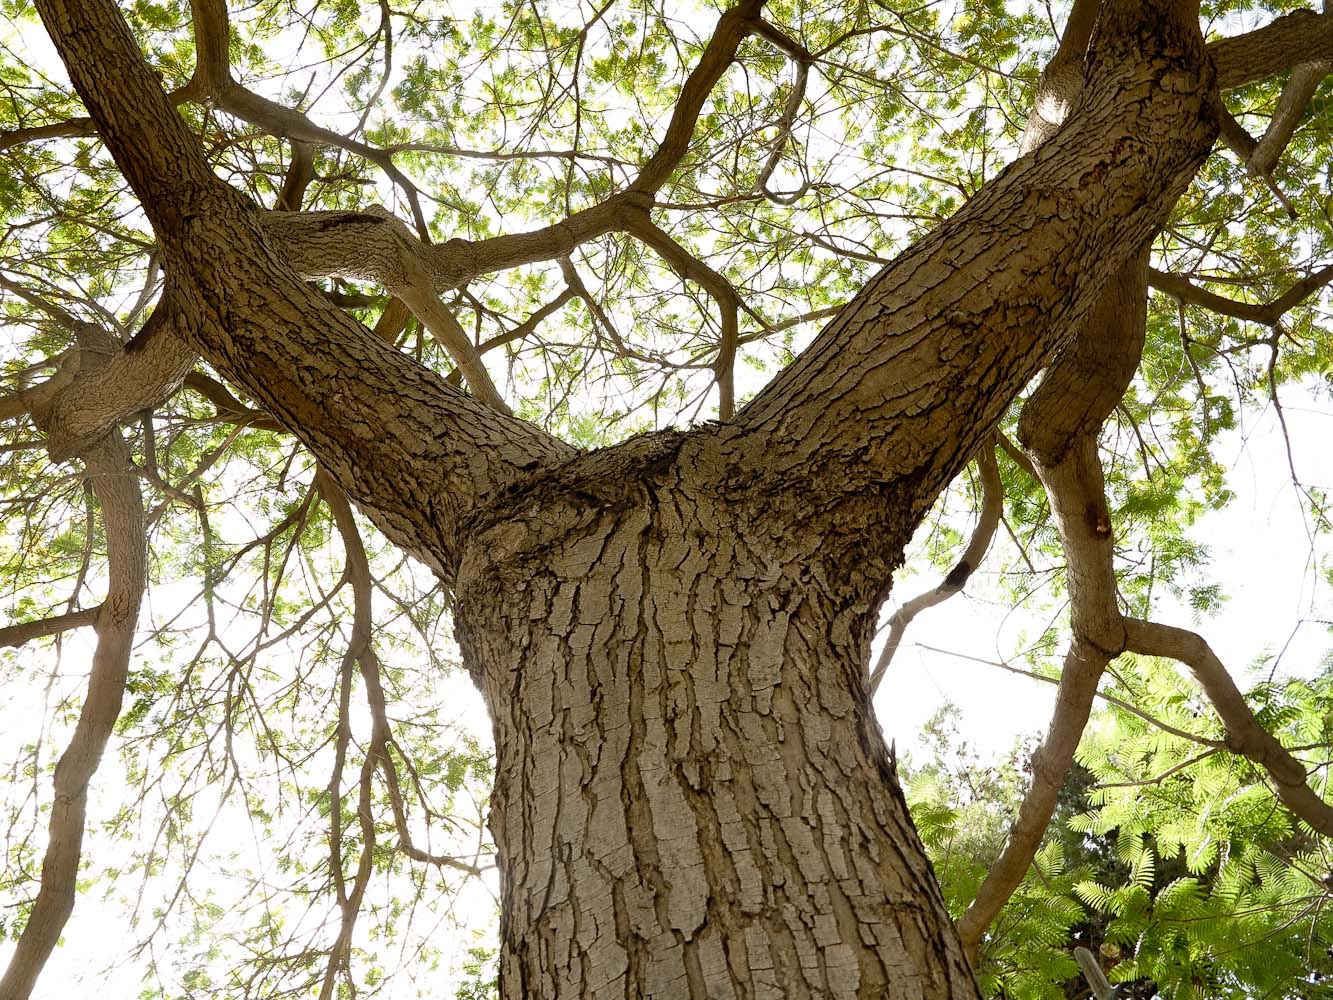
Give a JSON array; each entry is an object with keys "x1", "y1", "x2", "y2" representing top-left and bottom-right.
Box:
[
  {"x1": 727, "y1": 0, "x2": 1218, "y2": 541},
  {"x1": 958, "y1": 252, "x2": 1151, "y2": 959},
  {"x1": 1020, "y1": 0, "x2": 1102, "y2": 153},
  {"x1": 955, "y1": 438, "x2": 1124, "y2": 960},
  {"x1": 1209, "y1": 8, "x2": 1333, "y2": 90},
  {"x1": 629, "y1": 0, "x2": 767, "y2": 194},
  {"x1": 1251, "y1": 59, "x2": 1330, "y2": 174},
  {"x1": 30, "y1": 0, "x2": 769, "y2": 561},
  {"x1": 1123, "y1": 618, "x2": 1333, "y2": 837},
  {"x1": 0, "y1": 331, "x2": 146, "y2": 1000},
  {"x1": 37, "y1": 0, "x2": 575, "y2": 581}
]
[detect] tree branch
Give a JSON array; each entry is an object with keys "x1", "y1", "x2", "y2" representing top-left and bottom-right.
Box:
[
  {"x1": 1251, "y1": 59, "x2": 1330, "y2": 174},
  {"x1": 37, "y1": 0, "x2": 575, "y2": 581},
  {"x1": 728, "y1": 2, "x2": 1217, "y2": 554},
  {"x1": 869, "y1": 443, "x2": 1002, "y2": 694},
  {"x1": 28, "y1": 0, "x2": 770, "y2": 566},
  {"x1": 0, "y1": 606, "x2": 102, "y2": 649},
  {"x1": 0, "y1": 327, "x2": 146, "y2": 1000},
  {"x1": 1123, "y1": 617, "x2": 1333, "y2": 837},
  {"x1": 623, "y1": 213, "x2": 745, "y2": 418},
  {"x1": 1149, "y1": 262, "x2": 1333, "y2": 325},
  {"x1": 1209, "y1": 8, "x2": 1333, "y2": 91}
]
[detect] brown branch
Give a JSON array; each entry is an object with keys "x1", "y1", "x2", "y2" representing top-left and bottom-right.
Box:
[
  {"x1": 750, "y1": 21, "x2": 812, "y2": 200},
  {"x1": 913, "y1": 642, "x2": 1226, "y2": 748},
  {"x1": 869, "y1": 442, "x2": 1002, "y2": 694},
  {"x1": 183, "y1": 0, "x2": 431, "y2": 235},
  {"x1": 629, "y1": 0, "x2": 767, "y2": 195},
  {"x1": 1019, "y1": 0, "x2": 1102, "y2": 153},
  {"x1": 0, "y1": 606, "x2": 102, "y2": 648},
  {"x1": 1149, "y1": 262, "x2": 1333, "y2": 325},
  {"x1": 370, "y1": 297, "x2": 411, "y2": 345},
  {"x1": 1123, "y1": 618, "x2": 1333, "y2": 837},
  {"x1": 39, "y1": 0, "x2": 579, "y2": 581},
  {"x1": 317, "y1": 474, "x2": 481, "y2": 887},
  {"x1": 312, "y1": 470, "x2": 384, "y2": 1000},
  {"x1": 274, "y1": 141, "x2": 316, "y2": 213},
  {"x1": 473, "y1": 288, "x2": 577, "y2": 358},
  {"x1": 1251, "y1": 59, "x2": 1330, "y2": 174},
  {"x1": 0, "y1": 118, "x2": 98, "y2": 152},
  {"x1": 1209, "y1": 9, "x2": 1333, "y2": 91},
  {"x1": 954, "y1": 440, "x2": 1123, "y2": 962},
  {"x1": 1216, "y1": 50, "x2": 1330, "y2": 219},
  {"x1": 1075, "y1": 946, "x2": 1117, "y2": 1000},
  {"x1": 957, "y1": 252, "x2": 1150, "y2": 960},
  {"x1": 623, "y1": 213, "x2": 744, "y2": 418},
  {"x1": 21, "y1": 0, "x2": 769, "y2": 484},
  {"x1": 994, "y1": 429, "x2": 1039, "y2": 481},
  {"x1": 557, "y1": 258, "x2": 629, "y2": 356},
  {"x1": 1019, "y1": 252, "x2": 1149, "y2": 465},
  {"x1": 391, "y1": 280, "x2": 509, "y2": 413},
  {"x1": 182, "y1": 371, "x2": 283, "y2": 430}
]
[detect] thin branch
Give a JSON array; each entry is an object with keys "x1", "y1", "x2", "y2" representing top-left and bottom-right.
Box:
[
  {"x1": 623, "y1": 213, "x2": 749, "y2": 418},
  {"x1": 909, "y1": 642, "x2": 1226, "y2": 748},
  {"x1": 869, "y1": 442, "x2": 1001, "y2": 694},
  {"x1": 1149, "y1": 263, "x2": 1333, "y2": 325}
]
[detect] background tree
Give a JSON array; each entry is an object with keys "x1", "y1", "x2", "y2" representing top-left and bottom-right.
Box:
[{"x1": 0, "y1": 0, "x2": 1331, "y2": 998}]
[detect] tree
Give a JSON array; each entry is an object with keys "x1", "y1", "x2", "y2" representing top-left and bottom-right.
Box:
[{"x1": 1, "y1": 0, "x2": 1331, "y2": 997}]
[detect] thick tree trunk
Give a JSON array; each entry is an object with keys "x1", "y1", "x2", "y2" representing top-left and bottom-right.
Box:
[{"x1": 457, "y1": 434, "x2": 977, "y2": 999}]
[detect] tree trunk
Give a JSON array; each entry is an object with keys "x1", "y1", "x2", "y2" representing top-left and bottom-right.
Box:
[{"x1": 457, "y1": 433, "x2": 978, "y2": 999}]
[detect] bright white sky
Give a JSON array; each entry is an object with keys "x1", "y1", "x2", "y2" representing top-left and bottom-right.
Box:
[{"x1": 875, "y1": 388, "x2": 1333, "y2": 763}]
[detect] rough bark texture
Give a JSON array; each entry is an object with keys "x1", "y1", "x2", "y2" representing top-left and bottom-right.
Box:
[
  {"x1": 457, "y1": 435, "x2": 975, "y2": 998},
  {"x1": 28, "y1": 0, "x2": 1228, "y2": 997}
]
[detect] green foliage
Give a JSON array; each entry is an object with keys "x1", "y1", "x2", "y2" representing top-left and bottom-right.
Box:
[{"x1": 908, "y1": 677, "x2": 1333, "y2": 1000}]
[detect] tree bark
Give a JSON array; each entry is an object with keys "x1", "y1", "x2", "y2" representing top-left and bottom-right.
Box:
[{"x1": 457, "y1": 434, "x2": 979, "y2": 998}]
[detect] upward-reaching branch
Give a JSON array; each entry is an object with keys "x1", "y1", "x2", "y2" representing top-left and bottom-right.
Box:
[
  {"x1": 724, "y1": 0, "x2": 1218, "y2": 548},
  {"x1": 35, "y1": 0, "x2": 572, "y2": 581},
  {"x1": 25, "y1": 0, "x2": 772, "y2": 544},
  {"x1": 0, "y1": 325, "x2": 146, "y2": 1000}
]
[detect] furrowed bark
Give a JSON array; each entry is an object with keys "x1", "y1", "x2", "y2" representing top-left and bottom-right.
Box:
[
  {"x1": 457, "y1": 436, "x2": 982, "y2": 1000},
  {"x1": 727, "y1": 0, "x2": 1218, "y2": 545}
]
